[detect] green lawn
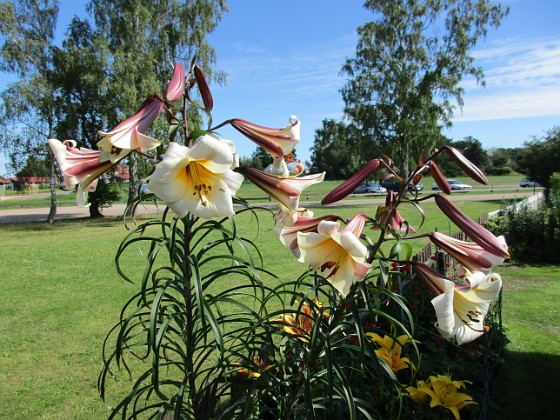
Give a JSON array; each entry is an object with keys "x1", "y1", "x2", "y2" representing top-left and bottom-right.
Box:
[
  {"x1": 0, "y1": 173, "x2": 539, "y2": 210},
  {"x1": 0, "y1": 197, "x2": 556, "y2": 418},
  {"x1": 490, "y1": 263, "x2": 560, "y2": 419}
]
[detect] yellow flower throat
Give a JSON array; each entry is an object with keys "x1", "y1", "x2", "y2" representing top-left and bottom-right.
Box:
[{"x1": 187, "y1": 163, "x2": 211, "y2": 207}]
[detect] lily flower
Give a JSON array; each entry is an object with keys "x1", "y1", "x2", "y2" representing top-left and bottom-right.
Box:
[
  {"x1": 48, "y1": 139, "x2": 118, "y2": 206},
  {"x1": 404, "y1": 379, "x2": 430, "y2": 404},
  {"x1": 231, "y1": 355, "x2": 274, "y2": 379},
  {"x1": 97, "y1": 96, "x2": 163, "y2": 159},
  {"x1": 434, "y1": 195, "x2": 509, "y2": 259},
  {"x1": 440, "y1": 146, "x2": 488, "y2": 185},
  {"x1": 165, "y1": 62, "x2": 185, "y2": 102},
  {"x1": 374, "y1": 192, "x2": 416, "y2": 234},
  {"x1": 147, "y1": 135, "x2": 244, "y2": 219},
  {"x1": 277, "y1": 214, "x2": 343, "y2": 258},
  {"x1": 429, "y1": 232, "x2": 508, "y2": 271},
  {"x1": 413, "y1": 262, "x2": 502, "y2": 344},
  {"x1": 278, "y1": 299, "x2": 329, "y2": 343},
  {"x1": 240, "y1": 167, "x2": 325, "y2": 218},
  {"x1": 231, "y1": 116, "x2": 300, "y2": 158},
  {"x1": 420, "y1": 374, "x2": 477, "y2": 419},
  {"x1": 322, "y1": 159, "x2": 381, "y2": 204},
  {"x1": 297, "y1": 214, "x2": 371, "y2": 297},
  {"x1": 366, "y1": 333, "x2": 417, "y2": 372}
]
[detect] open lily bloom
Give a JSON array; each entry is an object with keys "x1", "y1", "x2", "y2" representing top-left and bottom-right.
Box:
[
  {"x1": 147, "y1": 135, "x2": 244, "y2": 219},
  {"x1": 429, "y1": 232, "x2": 508, "y2": 272},
  {"x1": 297, "y1": 214, "x2": 371, "y2": 297},
  {"x1": 414, "y1": 263, "x2": 502, "y2": 345},
  {"x1": 405, "y1": 380, "x2": 430, "y2": 404},
  {"x1": 49, "y1": 139, "x2": 120, "y2": 206},
  {"x1": 366, "y1": 333, "x2": 417, "y2": 372},
  {"x1": 241, "y1": 167, "x2": 325, "y2": 219},
  {"x1": 277, "y1": 214, "x2": 343, "y2": 258},
  {"x1": 419, "y1": 374, "x2": 477, "y2": 420},
  {"x1": 231, "y1": 116, "x2": 300, "y2": 159},
  {"x1": 97, "y1": 96, "x2": 163, "y2": 159}
]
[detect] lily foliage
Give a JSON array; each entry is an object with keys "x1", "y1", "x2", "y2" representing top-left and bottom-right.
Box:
[{"x1": 54, "y1": 58, "x2": 509, "y2": 418}]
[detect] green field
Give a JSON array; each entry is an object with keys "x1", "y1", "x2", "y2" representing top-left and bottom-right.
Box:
[
  {"x1": 0, "y1": 173, "x2": 540, "y2": 211},
  {"x1": 0, "y1": 196, "x2": 557, "y2": 418}
]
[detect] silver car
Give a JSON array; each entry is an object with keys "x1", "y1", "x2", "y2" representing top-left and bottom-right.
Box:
[
  {"x1": 353, "y1": 182, "x2": 387, "y2": 194},
  {"x1": 432, "y1": 179, "x2": 472, "y2": 191}
]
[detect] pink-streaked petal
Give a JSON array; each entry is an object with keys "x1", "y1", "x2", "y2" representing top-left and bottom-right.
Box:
[
  {"x1": 429, "y1": 161, "x2": 451, "y2": 194},
  {"x1": 322, "y1": 159, "x2": 381, "y2": 204},
  {"x1": 412, "y1": 262, "x2": 449, "y2": 295},
  {"x1": 241, "y1": 168, "x2": 325, "y2": 216},
  {"x1": 97, "y1": 97, "x2": 163, "y2": 152},
  {"x1": 230, "y1": 116, "x2": 299, "y2": 157},
  {"x1": 442, "y1": 146, "x2": 488, "y2": 185},
  {"x1": 429, "y1": 232, "x2": 494, "y2": 271},
  {"x1": 434, "y1": 195, "x2": 509, "y2": 258},
  {"x1": 166, "y1": 62, "x2": 185, "y2": 101},
  {"x1": 277, "y1": 214, "x2": 342, "y2": 258}
]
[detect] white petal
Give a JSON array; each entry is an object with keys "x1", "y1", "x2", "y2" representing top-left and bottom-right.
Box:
[
  {"x1": 189, "y1": 135, "x2": 234, "y2": 173},
  {"x1": 135, "y1": 131, "x2": 161, "y2": 152},
  {"x1": 317, "y1": 220, "x2": 340, "y2": 236},
  {"x1": 338, "y1": 231, "x2": 368, "y2": 261}
]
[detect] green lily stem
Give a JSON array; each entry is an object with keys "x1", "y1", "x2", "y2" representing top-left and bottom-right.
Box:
[{"x1": 183, "y1": 214, "x2": 197, "y2": 409}]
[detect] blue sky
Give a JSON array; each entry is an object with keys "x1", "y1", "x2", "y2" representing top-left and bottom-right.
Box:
[{"x1": 2, "y1": 0, "x2": 559, "y2": 175}]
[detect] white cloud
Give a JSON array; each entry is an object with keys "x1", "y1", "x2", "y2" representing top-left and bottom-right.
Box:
[{"x1": 456, "y1": 37, "x2": 560, "y2": 121}]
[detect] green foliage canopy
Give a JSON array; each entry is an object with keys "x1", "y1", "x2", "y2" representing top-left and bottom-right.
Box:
[{"x1": 340, "y1": 0, "x2": 508, "y2": 176}]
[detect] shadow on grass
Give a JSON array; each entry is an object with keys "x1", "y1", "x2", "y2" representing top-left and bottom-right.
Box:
[
  {"x1": 0, "y1": 216, "x2": 126, "y2": 231},
  {"x1": 490, "y1": 350, "x2": 558, "y2": 419}
]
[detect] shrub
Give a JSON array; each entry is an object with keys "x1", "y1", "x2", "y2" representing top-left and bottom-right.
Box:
[{"x1": 488, "y1": 176, "x2": 560, "y2": 262}]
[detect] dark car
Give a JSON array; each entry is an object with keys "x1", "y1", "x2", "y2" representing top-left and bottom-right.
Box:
[{"x1": 380, "y1": 178, "x2": 424, "y2": 192}]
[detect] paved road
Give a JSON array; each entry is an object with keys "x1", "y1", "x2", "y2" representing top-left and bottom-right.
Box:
[{"x1": 0, "y1": 190, "x2": 541, "y2": 224}]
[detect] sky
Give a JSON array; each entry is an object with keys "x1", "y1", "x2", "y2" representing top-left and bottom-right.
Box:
[{"x1": 1, "y1": 0, "x2": 560, "y2": 176}]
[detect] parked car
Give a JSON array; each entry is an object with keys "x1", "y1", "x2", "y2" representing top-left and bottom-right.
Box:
[
  {"x1": 431, "y1": 179, "x2": 472, "y2": 191},
  {"x1": 520, "y1": 178, "x2": 541, "y2": 188},
  {"x1": 353, "y1": 181, "x2": 387, "y2": 194},
  {"x1": 380, "y1": 178, "x2": 423, "y2": 192}
]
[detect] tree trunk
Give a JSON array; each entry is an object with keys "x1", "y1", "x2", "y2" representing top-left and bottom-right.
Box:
[
  {"x1": 46, "y1": 149, "x2": 57, "y2": 223},
  {"x1": 126, "y1": 154, "x2": 138, "y2": 217},
  {"x1": 89, "y1": 189, "x2": 104, "y2": 218}
]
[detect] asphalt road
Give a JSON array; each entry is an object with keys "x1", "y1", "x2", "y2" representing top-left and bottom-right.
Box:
[{"x1": 0, "y1": 190, "x2": 541, "y2": 224}]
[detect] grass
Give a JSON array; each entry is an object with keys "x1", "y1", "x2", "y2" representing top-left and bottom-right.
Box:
[
  {"x1": 0, "y1": 173, "x2": 540, "y2": 210},
  {"x1": 490, "y1": 263, "x2": 560, "y2": 419},
  {"x1": 0, "y1": 197, "x2": 556, "y2": 418}
]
